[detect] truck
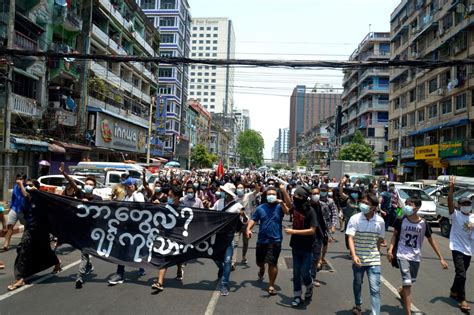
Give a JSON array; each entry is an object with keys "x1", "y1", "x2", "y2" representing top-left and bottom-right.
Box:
[{"x1": 329, "y1": 160, "x2": 373, "y2": 182}]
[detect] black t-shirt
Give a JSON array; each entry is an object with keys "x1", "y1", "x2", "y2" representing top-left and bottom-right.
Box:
[{"x1": 290, "y1": 204, "x2": 318, "y2": 251}]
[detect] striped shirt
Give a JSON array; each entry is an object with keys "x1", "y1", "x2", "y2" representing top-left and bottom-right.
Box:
[{"x1": 346, "y1": 212, "x2": 385, "y2": 266}]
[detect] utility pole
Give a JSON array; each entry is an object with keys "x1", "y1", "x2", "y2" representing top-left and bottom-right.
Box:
[
  {"x1": 396, "y1": 104, "x2": 402, "y2": 181},
  {"x1": 2, "y1": 0, "x2": 15, "y2": 201},
  {"x1": 146, "y1": 96, "x2": 155, "y2": 163}
]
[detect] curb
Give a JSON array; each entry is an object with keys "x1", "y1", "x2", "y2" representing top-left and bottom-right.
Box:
[{"x1": 0, "y1": 224, "x2": 24, "y2": 238}]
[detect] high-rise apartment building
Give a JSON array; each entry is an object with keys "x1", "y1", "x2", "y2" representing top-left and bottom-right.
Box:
[
  {"x1": 141, "y1": 0, "x2": 191, "y2": 159},
  {"x1": 234, "y1": 108, "x2": 250, "y2": 132},
  {"x1": 389, "y1": 0, "x2": 474, "y2": 179},
  {"x1": 340, "y1": 32, "x2": 390, "y2": 164},
  {"x1": 189, "y1": 18, "x2": 235, "y2": 114},
  {"x1": 289, "y1": 86, "x2": 341, "y2": 165}
]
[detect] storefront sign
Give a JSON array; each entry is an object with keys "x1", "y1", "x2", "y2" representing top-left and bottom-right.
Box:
[
  {"x1": 156, "y1": 97, "x2": 167, "y2": 134},
  {"x1": 401, "y1": 147, "x2": 415, "y2": 159},
  {"x1": 415, "y1": 144, "x2": 439, "y2": 160},
  {"x1": 385, "y1": 150, "x2": 393, "y2": 163},
  {"x1": 440, "y1": 141, "x2": 463, "y2": 158},
  {"x1": 95, "y1": 112, "x2": 147, "y2": 153}
]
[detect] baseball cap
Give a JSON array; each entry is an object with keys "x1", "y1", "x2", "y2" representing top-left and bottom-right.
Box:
[
  {"x1": 122, "y1": 178, "x2": 137, "y2": 186},
  {"x1": 458, "y1": 197, "x2": 472, "y2": 205}
]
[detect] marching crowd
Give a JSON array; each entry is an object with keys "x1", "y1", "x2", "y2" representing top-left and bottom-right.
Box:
[{"x1": 0, "y1": 166, "x2": 473, "y2": 315}]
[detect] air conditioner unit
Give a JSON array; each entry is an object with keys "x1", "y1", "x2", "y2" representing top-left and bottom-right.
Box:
[{"x1": 437, "y1": 88, "x2": 445, "y2": 95}]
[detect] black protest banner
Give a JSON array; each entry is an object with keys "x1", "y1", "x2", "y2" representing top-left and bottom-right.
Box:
[{"x1": 31, "y1": 191, "x2": 240, "y2": 269}]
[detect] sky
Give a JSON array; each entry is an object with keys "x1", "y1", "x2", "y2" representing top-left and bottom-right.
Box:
[{"x1": 190, "y1": 0, "x2": 401, "y2": 159}]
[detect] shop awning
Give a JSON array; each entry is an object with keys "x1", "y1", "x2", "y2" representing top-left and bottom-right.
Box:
[
  {"x1": 48, "y1": 143, "x2": 66, "y2": 154},
  {"x1": 11, "y1": 137, "x2": 48, "y2": 152},
  {"x1": 402, "y1": 161, "x2": 420, "y2": 167},
  {"x1": 408, "y1": 123, "x2": 443, "y2": 137},
  {"x1": 443, "y1": 118, "x2": 470, "y2": 128},
  {"x1": 54, "y1": 141, "x2": 92, "y2": 152},
  {"x1": 443, "y1": 154, "x2": 474, "y2": 161}
]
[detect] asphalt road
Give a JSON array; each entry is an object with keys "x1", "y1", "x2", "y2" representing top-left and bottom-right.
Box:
[{"x1": 0, "y1": 218, "x2": 472, "y2": 315}]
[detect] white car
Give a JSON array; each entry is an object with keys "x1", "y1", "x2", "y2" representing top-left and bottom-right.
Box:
[
  {"x1": 38, "y1": 175, "x2": 112, "y2": 200},
  {"x1": 396, "y1": 185, "x2": 437, "y2": 223}
]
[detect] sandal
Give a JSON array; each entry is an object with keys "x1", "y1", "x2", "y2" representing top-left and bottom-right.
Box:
[
  {"x1": 267, "y1": 287, "x2": 277, "y2": 296},
  {"x1": 51, "y1": 264, "x2": 62, "y2": 274},
  {"x1": 258, "y1": 268, "x2": 264, "y2": 280},
  {"x1": 7, "y1": 279, "x2": 25, "y2": 291},
  {"x1": 351, "y1": 305, "x2": 362, "y2": 315},
  {"x1": 291, "y1": 296, "x2": 302, "y2": 307},
  {"x1": 151, "y1": 281, "x2": 164, "y2": 291},
  {"x1": 459, "y1": 301, "x2": 471, "y2": 313}
]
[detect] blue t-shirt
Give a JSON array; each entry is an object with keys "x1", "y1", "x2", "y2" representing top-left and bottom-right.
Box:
[
  {"x1": 252, "y1": 203, "x2": 284, "y2": 244},
  {"x1": 10, "y1": 184, "x2": 25, "y2": 213}
]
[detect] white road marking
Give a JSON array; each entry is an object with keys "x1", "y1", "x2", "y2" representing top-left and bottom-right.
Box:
[
  {"x1": 0, "y1": 259, "x2": 81, "y2": 302},
  {"x1": 204, "y1": 285, "x2": 221, "y2": 315},
  {"x1": 380, "y1": 275, "x2": 422, "y2": 314}
]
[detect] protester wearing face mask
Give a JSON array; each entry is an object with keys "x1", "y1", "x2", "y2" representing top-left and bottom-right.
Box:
[
  {"x1": 180, "y1": 184, "x2": 204, "y2": 208},
  {"x1": 285, "y1": 186, "x2": 317, "y2": 307},
  {"x1": 246, "y1": 187, "x2": 289, "y2": 297},
  {"x1": 152, "y1": 185, "x2": 185, "y2": 292},
  {"x1": 346, "y1": 193, "x2": 385, "y2": 315},
  {"x1": 231, "y1": 182, "x2": 260, "y2": 269},
  {"x1": 447, "y1": 176, "x2": 474, "y2": 313},
  {"x1": 387, "y1": 198, "x2": 448, "y2": 315},
  {"x1": 108, "y1": 178, "x2": 145, "y2": 286},
  {"x1": 309, "y1": 187, "x2": 326, "y2": 288},
  {"x1": 339, "y1": 177, "x2": 362, "y2": 250},
  {"x1": 150, "y1": 181, "x2": 167, "y2": 203}
]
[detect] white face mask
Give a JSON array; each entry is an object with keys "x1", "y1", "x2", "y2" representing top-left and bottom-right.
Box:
[
  {"x1": 311, "y1": 194, "x2": 320, "y2": 202},
  {"x1": 460, "y1": 206, "x2": 472, "y2": 214}
]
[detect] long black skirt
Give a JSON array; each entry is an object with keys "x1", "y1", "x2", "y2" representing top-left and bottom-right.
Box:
[{"x1": 14, "y1": 228, "x2": 60, "y2": 280}]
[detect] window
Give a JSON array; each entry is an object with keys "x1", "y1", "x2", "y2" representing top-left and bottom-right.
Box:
[
  {"x1": 428, "y1": 78, "x2": 437, "y2": 93},
  {"x1": 367, "y1": 128, "x2": 375, "y2": 137},
  {"x1": 12, "y1": 73, "x2": 37, "y2": 99},
  {"x1": 211, "y1": 85, "x2": 216, "y2": 89},
  {"x1": 417, "y1": 83, "x2": 425, "y2": 101},
  {"x1": 409, "y1": 89, "x2": 416, "y2": 102},
  {"x1": 199, "y1": 40, "x2": 204, "y2": 44},
  {"x1": 158, "y1": 85, "x2": 172, "y2": 95},
  {"x1": 377, "y1": 112, "x2": 388, "y2": 122},
  {"x1": 212, "y1": 53, "x2": 217, "y2": 57},
  {"x1": 192, "y1": 40, "x2": 196, "y2": 44},
  {"x1": 190, "y1": 85, "x2": 195, "y2": 89},
  {"x1": 192, "y1": 27, "x2": 197, "y2": 30},
  {"x1": 441, "y1": 99, "x2": 452, "y2": 114},
  {"x1": 418, "y1": 109, "x2": 424, "y2": 122},
  {"x1": 455, "y1": 125, "x2": 466, "y2": 140},
  {"x1": 441, "y1": 128, "x2": 452, "y2": 141},
  {"x1": 211, "y1": 79, "x2": 216, "y2": 83},
  {"x1": 206, "y1": 34, "x2": 211, "y2": 37},
  {"x1": 159, "y1": 17, "x2": 175, "y2": 27},
  {"x1": 213, "y1": 40, "x2": 218, "y2": 44},
  {"x1": 205, "y1": 47, "x2": 210, "y2": 50},
  {"x1": 198, "y1": 47, "x2": 203, "y2": 50},
  {"x1": 204, "y1": 92, "x2": 208, "y2": 95},
  {"x1": 147, "y1": 17, "x2": 155, "y2": 26},
  {"x1": 408, "y1": 112, "x2": 415, "y2": 125},
  {"x1": 191, "y1": 53, "x2": 196, "y2": 56},
  {"x1": 161, "y1": 34, "x2": 174, "y2": 43},
  {"x1": 204, "y1": 98, "x2": 208, "y2": 102},
  {"x1": 207, "y1": 27, "x2": 211, "y2": 30},
  {"x1": 141, "y1": 0, "x2": 155, "y2": 9},
  {"x1": 455, "y1": 93, "x2": 467, "y2": 110},
  {"x1": 210, "y1": 98, "x2": 215, "y2": 102},
  {"x1": 205, "y1": 53, "x2": 210, "y2": 56},
  {"x1": 211, "y1": 92, "x2": 215, "y2": 95},
  {"x1": 200, "y1": 27, "x2": 204, "y2": 30},
  {"x1": 213, "y1": 34, "x2": 218, "y2": 37},
  {"x1": 160, "y1": 0, "x2": 176, "y2": 9},
  {"x1": 428, "y1": 104, "x2": 438, "y2": 118},
  {"x1": 401, "y1": 115, "x2": 407, "y2": 127},
  {"x1": 214, "y1": 27, "x2": 218, "y2": 31},
  {"x1": 160, "y1": 51, "x2": 173, "y2": 57},
  {"x1": 198, "y1": 53, "x2": 203, "y2": 56},
  {"x1": 213, "y1": 47, "x2": 217, "y2": 50},
  {"x1": 158, "y1": 68, "x2": 173, "y2": 77},
  {"x1": 199, "y1": 34, "x2": 204, "y2": 37},
  {"x1": 192, "y1": 34, "x2": 197, "y2": 37}
]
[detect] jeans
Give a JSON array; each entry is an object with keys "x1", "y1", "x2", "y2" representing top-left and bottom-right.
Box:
[
  {"x1": 311, "y1": 238, "x2": 323, "y2": 279},
  {"x1": 352, "y1": 264, "x2": 381, "y2": 315},
  {"x1": 76, "y1": 251, "x2": 92, "y2": 281},
  {"x1": 451, "y1": 250, "x2": 472, "y2": 301},
  {"x1": 292, "y1": 248, "x2": 313, "y2": 296},
  {"x1": 215, "y1": 240, "x2": 234, "y2": 288}
]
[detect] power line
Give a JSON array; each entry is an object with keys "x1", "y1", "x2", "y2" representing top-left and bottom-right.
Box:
[{"x1": 2, "y1": 48, "x2": 473, "y2": 69}]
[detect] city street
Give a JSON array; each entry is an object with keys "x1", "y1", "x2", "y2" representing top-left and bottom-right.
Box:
[{"x1": 0, "y1": 219, "x2": 471, "y2": 315}]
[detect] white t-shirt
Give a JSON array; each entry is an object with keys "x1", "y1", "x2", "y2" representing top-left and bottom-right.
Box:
[
  {"x1": 211, "y1": 199, "x2": 243, "y2": 213},
  {"x1": 449, "y1": 210, "x2": 474, "y2": 256},
  {"x1": 395, "y1": 217, "x2": 431, "y2": 262},
  {"x1": 346, "y1": 213, "x2": 385, "y2": 266},
  {"x1": 123, "y1": 191, "x2": 145, "y2": 202}
]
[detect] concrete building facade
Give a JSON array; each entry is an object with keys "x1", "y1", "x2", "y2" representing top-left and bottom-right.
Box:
[
  {"x1": 189, "y1": 17, "x2": 235, "y2": 114},
  {"x1": 289, "y1": 85, "x2": 341, "y2": 165},
  {"x1": 389, "y1": 0, "x2": 474, "y2": 179}
]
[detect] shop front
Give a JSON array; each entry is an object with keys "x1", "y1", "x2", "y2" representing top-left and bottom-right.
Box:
[
  {"x1": 441, "y1": 141, "x2": 474, "y2": 175},
  {"x1": 414, "y1": 144, "x2": 447, "y2": 179},
  {"x1": 90, "y1": 111, "x2": 148, "y2": 161}
]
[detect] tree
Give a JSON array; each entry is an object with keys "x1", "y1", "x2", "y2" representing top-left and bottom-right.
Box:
[
  {"x1": 237, "y1": 129, "x2": 265, "y2": 167},
  {"x1": 190, "y1": 144, "x2": 216, "y2": 168},
  {"x1": 337, "y1": 130, "x2": 374, "y2": 162},
  {"x1": 298, "y1": 158, "x2": 307, "y2": 166}
]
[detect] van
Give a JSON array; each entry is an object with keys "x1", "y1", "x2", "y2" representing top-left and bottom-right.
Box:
[
  {"x1": 396, "y1": 185, "x2": 437, "y2": 223},
  {"x1": 69, "y1": 162, "x2": 151, "y2": 187}
]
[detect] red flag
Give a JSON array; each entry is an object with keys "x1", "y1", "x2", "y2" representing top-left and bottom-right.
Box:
[{"x1": 216, "y1": 160, "x2": 225, "y2": 179}]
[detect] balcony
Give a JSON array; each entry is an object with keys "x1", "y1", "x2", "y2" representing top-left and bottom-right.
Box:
[
  {"x1": 130, "y1": 61, "x2": 156, "y2": 82},
  {"x1": 132, "y1": 31, "x2": 155, "y2": 56},
  {"x1": 11, "y1": 93, "x2": 42, "y2": 119},
  {"x1": 88, "y1": 96, "x2": 149, "y2": 127},
  {"x1": 92, "y1": 25, "x2": 109, "y2": 46},
  {"x1": 99, "y1": 0, "x2": 126, "y2": 27},
  {"x1": 14, "y1": 31, "x2": 38, "y2": 51},
  {"x1": 55, "y1": 108, "x2": 77, "y2": 127},
  {"x1": 63, "y1": 11, "x2": 83, "y2": 32}
]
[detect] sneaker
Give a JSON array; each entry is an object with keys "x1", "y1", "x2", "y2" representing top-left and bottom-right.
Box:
[
  {"x1": 231, "y1": 263, "x2": 236, "y2": 271},
  {"x1": 139, "y1": 268, "x2": 146, "y2": 277},
  {"x1": 291, "y1": 296, "x2": 302, "y2": 307},
  {"x1": 176, "y1": 268, "x2": 184, "y2": 281},
  {"x1": 108, "y1": 273, "x2": 124, "y2": 285},
  {"x1": 75, "y1": 278, "x2": 83, "y2": 289},
  {"x1": 85, "y1": 264, "x2": 94, "y2": 276},
  {"x1": 151, "y1": 281, "x2": 164, "y2": 291},
  {"x1": 217, "y1": 268, "x2": 223, "y2": 279},
  {"x1": 220, "y1": 285, "x2": 229, "y2": 296},
  {"x1": 241, "y1": 258, "x2": 248, "y2": 264}
]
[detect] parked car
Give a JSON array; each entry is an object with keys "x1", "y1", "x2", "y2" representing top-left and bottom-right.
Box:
[
  {"x1": 424, "y1": 184, "x2": 462, "y2": 204},
  {"x1": 404, "y1": 181, "x2": 424, "y2": 189},
  {"x1": 38, "y1": 175, "x2": 112, "y2": 200},
  {"x1": 437, "y1": 187, "x2": 474, "y2": 237},
  {"x1": 396, "y1": 185, "x2": 437, "y2": 223}
]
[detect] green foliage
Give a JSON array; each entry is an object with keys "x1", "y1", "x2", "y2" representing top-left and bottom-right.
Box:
[
  {"x1": 191, "y1": 144, "x2": 215, "y2": 168},
  {"x1": 298, "y1": 158, "x2": 307, "y2": 166},
  {"x1": 337, "y1": 130, "x2": 374, "y2": 162},
  {"x1": 237, "y1": 129, "x2": 265, "y2": 167}
]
